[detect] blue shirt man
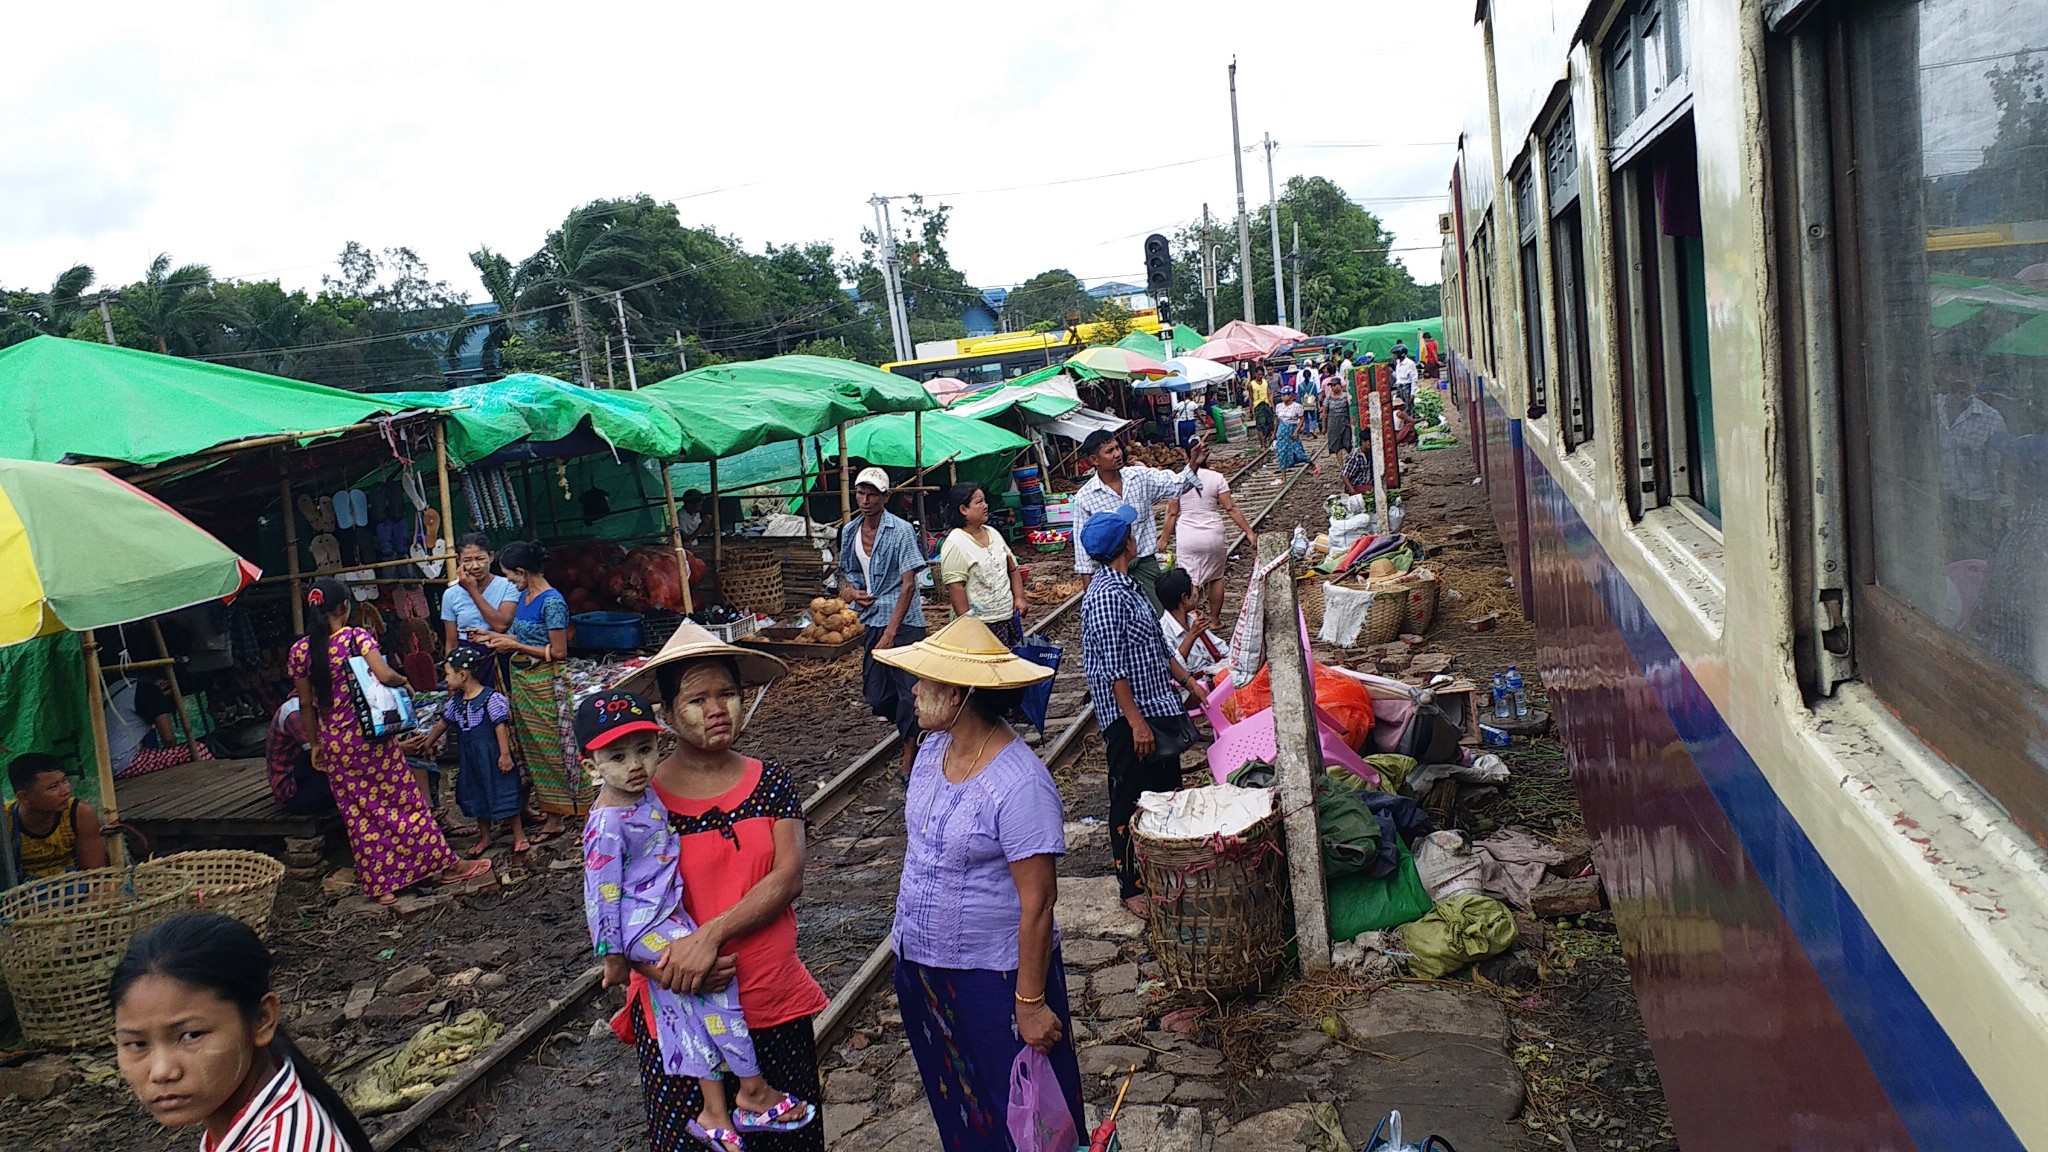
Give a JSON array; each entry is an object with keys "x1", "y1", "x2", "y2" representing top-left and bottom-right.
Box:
[{"x1": 838, "y1": 466, "x2": 928, "y2": 775}]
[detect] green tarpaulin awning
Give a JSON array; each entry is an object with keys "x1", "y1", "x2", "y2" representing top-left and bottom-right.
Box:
[
  {"x1": 1117, "y1": 327, "x2": 1208, "y2": 360},
  {"x1": 1330, "y1": 316, "x2": 1443, "y2": 362},
  {"x1": 838, "y1": 412, "x2": 1030, "y2": 494},
  {"x1": 383, "y1": 374, "x2": 684, "y2": 465},
  {"x1": 949, "y1": 365, "x2": 1086, "y2": 421},
  {"x1": 637, "y1": 355, "x2": 940, "y2": 462},
  {"x1": 0, "y1": 336, "x2": 431, "y2": 467}
]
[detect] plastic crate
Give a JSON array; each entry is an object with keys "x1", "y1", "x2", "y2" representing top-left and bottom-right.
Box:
[
  {"x1": 571, "y1": 611, "x2": 644, "y2": 650},
  {"x1": 699, "y1": 613, "x2": 758, "y2": 643}
]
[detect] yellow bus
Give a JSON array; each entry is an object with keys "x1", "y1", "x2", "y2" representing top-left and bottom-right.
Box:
[{"x1": 882, "y1": 310, "x2": 1176, "y2": 384}]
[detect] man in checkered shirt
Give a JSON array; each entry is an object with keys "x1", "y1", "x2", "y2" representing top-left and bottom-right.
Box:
[
  {"x1": 1072, "y1": 429, "x2": 1197, "y2": 611},
  {"x1": 1079, "y1": 504, "x2": 1209, "y2": 919}
]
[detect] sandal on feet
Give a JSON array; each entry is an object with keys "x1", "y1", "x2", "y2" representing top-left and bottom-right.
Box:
[
  {"x1": 377, "y1": 893, "x2": 398, "y2": 907},
  {"x1": 466, "y1": 838, "x2": 492, "y2": 859},
  {"x1": 443, "y1": 859, "x2": 491, "y2": 884},
  {"x1": 684, "y1": 1119, "x2": 744, "y2": 1151},
  {"x1": 733, "y1": 1094, "x2": 816, "y2": 1133},
  {"x1": 511, "y1": 836, "x2": 531, "y2": 854}
]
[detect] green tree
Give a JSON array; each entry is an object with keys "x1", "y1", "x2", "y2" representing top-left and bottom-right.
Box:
[
  {"x1": 116, "y1": 254, "x2": 239, "y2": 354},
  {"x1": 1006, "y1": 268, "x2": 1095, "y2": 331},
  {"x1": 444, "y1": 246, "x2": 521, "y2": 378},
  {"x1": 0, "y1": 264, "x2": 97, "y2": 346},
  {"x1": 1167, "y1": 177, "x2": 1437, "y2": 334},
  {"x1": 1088, "y1": 297, "x2": 1137, "y2": 345},
  {"x1": 854, "y1": 196, "x2": 979, "y2": 349}
]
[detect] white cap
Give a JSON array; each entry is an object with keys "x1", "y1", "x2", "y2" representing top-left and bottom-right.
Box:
[{"x1": 854, "y1": 466, "x2": 892, "y2": 494}]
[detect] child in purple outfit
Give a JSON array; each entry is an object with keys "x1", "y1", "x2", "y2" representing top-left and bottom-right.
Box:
[{"x1": 575, "y1": 691, "x2": 815, "y2": 1151}]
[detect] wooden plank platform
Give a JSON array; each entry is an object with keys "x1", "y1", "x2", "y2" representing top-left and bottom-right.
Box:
[{"x1": 114, "y1": 757, "x2": 328, "y2": 841}]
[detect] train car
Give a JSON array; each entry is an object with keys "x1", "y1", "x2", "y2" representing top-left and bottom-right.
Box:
[{"x1": 1441, "y1": 1, "x2": 2048, "y2": 1147}]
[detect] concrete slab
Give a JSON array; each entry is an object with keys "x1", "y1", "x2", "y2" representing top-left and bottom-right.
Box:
[
  {"x1": 832, "y1": 1102, "x2": 940, "y2": 1152},
  {"x1": 1334, "y1": 1031, "x2": 1525, "y2": 1152},
  {"x1": 1054, "y1": 874, "x2": 1143, "y2": 939},
  {"x1": 1088, "y1": 1103, "x2": 1211, "y2": 1151},
  {"x1": 1338, "y1": 984, "x2": 1510, "y2": 1044}
]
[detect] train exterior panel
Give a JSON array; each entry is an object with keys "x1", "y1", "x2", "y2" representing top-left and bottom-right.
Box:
[{"x1": 1445, "y1": 1, "x2": 2048, "y2": 1147}]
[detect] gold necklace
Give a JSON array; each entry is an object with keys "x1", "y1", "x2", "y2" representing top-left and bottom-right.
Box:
[{"x1": 924, "y1": 723, "x2": 1002, "y2": 833}]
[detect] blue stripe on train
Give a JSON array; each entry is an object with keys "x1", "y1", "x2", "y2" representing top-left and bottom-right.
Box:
[{"x1": 1494, "y1": 387, "x2": 2024, "y2": 1151}]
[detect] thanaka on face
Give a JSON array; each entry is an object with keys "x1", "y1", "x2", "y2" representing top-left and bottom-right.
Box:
[
  {"x1": 911, "y1": 678, "x2": 968, "y2": 732},
  {"x1": 584, "y1": 733, "x2": 660, "y2": 795},
  {"x1": 665, "y1": 663, "x2": 744, "y2": 752}
]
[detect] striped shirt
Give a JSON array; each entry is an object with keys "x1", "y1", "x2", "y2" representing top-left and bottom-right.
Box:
[
  {"x1": 838, "y1": 512, "x2": 928, "y2": 628},
  {"x1": 200, "y1": 1059, "x2": 349, "y2": 1152}
]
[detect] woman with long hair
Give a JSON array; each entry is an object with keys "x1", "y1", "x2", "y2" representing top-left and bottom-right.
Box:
[
  {"x1": 937, "y1": 483, "x2": 1027, "y2": 645},
  {"x1": 113, "y1": 911, "x2": 374, "y2": 1151},
  {"x1": 473, "y1": 541, "x2": 584, "y2": 841},
  {"x1": 439, "y1": 532, "x2": 518, "y2": 689},
  {"x1": 290, "y1": 577, "x2": 486, "y2": 905}
]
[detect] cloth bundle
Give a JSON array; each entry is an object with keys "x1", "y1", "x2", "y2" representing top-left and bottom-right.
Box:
[{"x1": 1398, "y1": 893, "x2": 1518, "y2": 979}]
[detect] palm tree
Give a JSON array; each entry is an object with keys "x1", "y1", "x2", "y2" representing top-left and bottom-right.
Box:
[
  {"x1": 444, "y1": 247, "x2": 521, "y2": 377},
  {"x1": 122, "y1": 254, "x2": 237, "y2": 354},
  {"x1": 515, "y1": 202, "x2": 666, "y2": 384},
  {"x1": 3, "y1": 264, "x2": 97, "y2": 343}
]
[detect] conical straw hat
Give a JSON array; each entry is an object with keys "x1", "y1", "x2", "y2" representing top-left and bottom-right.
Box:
[
  {"x1": 612, "y1": 620, "x2": 788, "y2": 703},
  {"x1": 874, "y1": 617, "x2": 1055, "y2": 688}
]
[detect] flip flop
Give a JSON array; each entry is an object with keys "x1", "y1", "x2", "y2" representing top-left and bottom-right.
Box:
[
  {"x1": 333, "y1": 490, "x2": 355, "y2": 530},
  {"x1": 314, "y1": 496, "x2": 339, "y2": 533},
  {"x1": 443, "y1": 858, "x2": 492, "y2": 884},
  {"x1": 297, "y1": 494, "x2": 321, "y2": 531},
  {"x1": 349, "y1": 488, "x2": 370, "y2": 528},
  {"x1": 511, "y1": 836, "x2": 530, "y2": 854},
  {"x1": 310, "y1": 533, "x2": 343, "y2": 570},
  {"x1": 466, "y1": 838, "x2": 491, "y2": 859},
  {"x1": 684, "y1": 1120, "x2": 744, "y2": 1151},
  {"x1": 733, "y1": 1095, "x2": 815, "y2": 1134}
]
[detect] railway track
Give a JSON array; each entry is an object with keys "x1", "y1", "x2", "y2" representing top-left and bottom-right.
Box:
[{"x1": 373, "y1": 441, "x2": 1323, "y2": 1150}]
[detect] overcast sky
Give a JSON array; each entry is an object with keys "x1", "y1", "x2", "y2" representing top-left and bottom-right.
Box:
[{"x1": 2, "y1": 2, "x2": 1481, "y2": 312}]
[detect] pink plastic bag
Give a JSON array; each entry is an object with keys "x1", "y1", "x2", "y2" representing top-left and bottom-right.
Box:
[{"x1": 1006, "y1": 1047, "x2": 1079, "y2": 1152}]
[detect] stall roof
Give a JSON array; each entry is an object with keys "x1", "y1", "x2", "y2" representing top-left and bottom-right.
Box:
[
  {"x1": 949, "y1": 365, "x2": 1086, "y2": 421},
  {"x1": 636, "y1": 355, "x2": 940, "y2": 462},
  {"x1": 1330, "y1": 316, "x2": 1444, "y2": 361},
  {"x1": 838, "y1": 411, "x2": 1030, "y2": 470},
  {"x1": 1117, "y1": 327, "x2": 1209, "y2": 361},
  {"x1": 1037, "y1": 405, "x2": 1129, "y2": 442},
  {"x1": 0, "y1": 336, "x2": 429, "y2": 467},
  {"x1": 382, "y1": 374, "x2": 684, "y2": 465}
]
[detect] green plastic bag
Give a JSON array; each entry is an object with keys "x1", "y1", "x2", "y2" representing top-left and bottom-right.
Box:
[
  {"x1": 1327, "y1": 837, "x2": 1433, "y2": 939},
  {"x1": 1398, "y1": 893, "x2": 1518, "y2": 978}
]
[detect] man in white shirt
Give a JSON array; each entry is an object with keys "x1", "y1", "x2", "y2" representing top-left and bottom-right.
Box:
[{"x1": 1391, "y1": 348, "x2": 1420, "y2": 409}]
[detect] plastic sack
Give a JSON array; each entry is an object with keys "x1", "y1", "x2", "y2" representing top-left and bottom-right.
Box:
[
  {"x1": 1329, "y1": 837, "x2": 1434, "y2": 938},
  {"x1": 1226, "y1": 549, "x2": 1294, "y2": 687},
  {"x1": 1006, "y1": 1047, "x2": 1079, "y2": 1152},
  {"x1": 1223, "y1": 661, "x2": 1377, "y2": 751},
  {"x1": 1398, "y1": 893, "x2": 1518, "y2": 979},
  {"x1": 1412, "y1": 830, "x2": 1484, "y2": 901}
]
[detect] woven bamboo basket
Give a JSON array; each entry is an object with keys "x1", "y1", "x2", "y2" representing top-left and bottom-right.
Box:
[
  {"x1": 1133, "y1": 808, "x2": 1289, "y2": 997},
  {"x1": 1402, "y1": 568, "x2": 1441, "y2": 633},
  {"x1": 922, "y1": 596, "x2": 954, "y2": 629},
  {"x1": 1296, "y1": 572, "x2": 1326, "y2": 637},
  {"x1": 0, "y1": 863, "x2": 196, "y2": 1047},
  {"x1": 1334, "y1": 578, "x2": 1408, "y2": 646},
  {"x1": 717, "y1": 558, "x2": 784, "y2": 619},
  {"x1": 158, "y1": 850, "x2": 287, "y2": 935}
]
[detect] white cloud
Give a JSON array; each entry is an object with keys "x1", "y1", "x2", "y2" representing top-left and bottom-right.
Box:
[{"x1": 2, "y1": 0, "x2": 1480, "y2": 317}]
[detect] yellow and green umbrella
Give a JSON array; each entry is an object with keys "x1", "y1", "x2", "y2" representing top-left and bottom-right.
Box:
[
  {"x1": 0, "y1": 460, "x2": 259, "y2": 850},
  {"x1": 1066, "y1": 345, "x2": 1171, "y2": 380}
]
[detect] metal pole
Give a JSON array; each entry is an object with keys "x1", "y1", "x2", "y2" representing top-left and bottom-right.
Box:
[
  {"x1": 147, "y1": 618, "x2": 203, "y2": 762},
  {"x1": 278, "y1": 462, "x2": 305, "y2": 634},
  {"x1": 659, "y1": 464, "x2": 695, "y2": 614},
  {"x1": 614, "y1": 293, "x2": 639, "y2": 389},
  {"x1": 872, "y1": 197, "x2": 912, "y2": 362},
  {"x1": 80, "y1": 632, "x2": 122, "y2": 849},
  {"x1": 1265, "y1": 133, "x2": 1287, "y2": 328},
  {"x1": 1292, "y1": 220, "x2": 1302, "y2": 331},
  {"x1": 569, "y1": 296, "x2": 593, "y2": 386},
  {"x1": 1229, "y1": 58, "x2": 1256, "y2": 323},
  {"x1": 97, "y1": 295, "x2": 117, "y2": 344}
]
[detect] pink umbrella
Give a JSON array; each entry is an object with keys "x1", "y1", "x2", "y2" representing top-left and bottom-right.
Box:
[
  {"x1": 923, "y1": 376, "x2": 968, "y2": 405},
  {"x1": 1258, "y1": 323, "x2": 1308, "y2": 343},
  {"x1": 1210, "y1": 319, "x2": 1287, "y2": 354},
  {"x1": 1190, "y1": 335, "x2": 1269, "y2": 363}
]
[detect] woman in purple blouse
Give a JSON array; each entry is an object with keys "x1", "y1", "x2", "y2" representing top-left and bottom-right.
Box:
[{"x1": 876, "y1": 618, "x2": 1085, "y2": 1149}]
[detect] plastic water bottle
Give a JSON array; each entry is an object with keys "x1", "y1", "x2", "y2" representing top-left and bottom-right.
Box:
[
  {"x1": 1492, "y1": 673, "x2": 1510, "y2": 721},
  {"x1": 1506, "y1": 665, "x2": 1529, "y2": 719},
  {"x1": 1291, "y1": 525, "x2": 1310, "y2": 559}
]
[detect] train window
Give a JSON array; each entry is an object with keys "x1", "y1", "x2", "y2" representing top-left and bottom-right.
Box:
[
  {"x1": 1515, "y1": 169, "x2": 1549, "y2": 417},
  {"x1": 1547, "y1": 108, "x2": 1596, "y2": 448},
  {"x1": 1605, "y1": 0, "x2": 1692, "y2": 151},
  {"x1": 1610, "y1": 118, "x2": 1718, "y2": 523},
  {"x1": 1827, "y1": 0, "x2": 2048, "y2": 832}
]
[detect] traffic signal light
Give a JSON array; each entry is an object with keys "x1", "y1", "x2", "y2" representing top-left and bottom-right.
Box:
[{"x1": 1144, "y1": 234, "x2": 1172, "y2": 299}]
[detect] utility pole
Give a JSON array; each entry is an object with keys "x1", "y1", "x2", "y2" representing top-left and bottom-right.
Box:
[
  {"x1": 1265, "y1": 133, "x2": 1288, "y2": 328},
  {"x1": 870, "y1": 196, "x2": 913, "y2": 362},
  {"x1": 1229, "y1": 58, "x2": 1256, "y2": 323},
  {"x1": 96, "y1": 294, "x2": 117, "y2": 344},
  {"x1": 613, "y1": 292, "x2": 638, "y2": 389},
  {"x1": 1291, "y1": 220, "x2": 1302, "y2": 333},
  {"x1": 1200, "y1": 204, "x2": 1217, "y2": 333},
  {"x1": 568, "y1": 296, "x2": 593, "y2": 385}
]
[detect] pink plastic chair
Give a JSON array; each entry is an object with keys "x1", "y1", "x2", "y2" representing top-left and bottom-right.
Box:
[{"x1": 1202, "y1": 673, "x2": 1382, "y2": 789}]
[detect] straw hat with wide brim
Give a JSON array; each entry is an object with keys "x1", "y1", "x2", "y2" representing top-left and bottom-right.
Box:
[
  {"x1": 612, "y1": 620, "x2": 788, "y2": 702},
  {"x1": 874, "y1": 617, "x2": 1055, "y2": 689}
]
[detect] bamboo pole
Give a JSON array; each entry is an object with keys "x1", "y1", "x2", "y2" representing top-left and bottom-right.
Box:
[
  {"x1": 434, "y1": 425, "x2": 457, "y2": 584},
  {"x1": 659, "y1": 464, "x2": 696, "y2": 614},
  {"x1": 279, "y1": 464, "x2": 305, "y2": 634},
  {"x1": 146, "y1": 618, "x2": 203, "y2": 762},
  {"x1": 795, "y1": 436, "x2": 815, "y2": 536},
  {"x1": 913, "y1": 410, "x2": 925, "y2": 534},
  {"x1": 100, "y1": 657, "x2": 184, "y2": 675},
  {"x1": 79, "y1": 632, "x2": 122, "y2": 860},
  {"x1": 837, "y1": 423, "x2": 851, "y2": 526},
  {"x1": 709, "y1": 458, "x2": 722, "y2": 576},
  {"x1": 251, "y1": 552, "x2": 456, "y2": 586}
]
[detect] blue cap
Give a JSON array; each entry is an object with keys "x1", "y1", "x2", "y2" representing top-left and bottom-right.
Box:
[{"x1": 1080, "y1": 505, "x2": 1141, "y2": 561}]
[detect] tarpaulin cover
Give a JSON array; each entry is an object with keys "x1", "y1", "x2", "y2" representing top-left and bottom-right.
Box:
[
  {"x1": 383, "y1": 374, "x2": 684, "y2": 465},
  {"x1": 0, "y1": 632, "x2": 94, "y2": 805},
  {"x1": 1117, "y1": 327, "x2": 1210, "y2": 361},
  {"x1": 1329, "y1": 316, "x2": 1444, "y2": 362},
  {"x1": 839, "y1": 412, "x2": 1030, "y2": 493},
  {"x1": 668, "y1": 439, "x2": 818, "y2": 500},
  {"x1": 639, "y1": 355, "x2": 939, "y2": 461},
  {"x1": 0, "y1": 459, "x2": 261, "y2": 646},
  {"x1": 949, "y1": 367, "x2": 1085, "y2": 421},
  {"x1": 0, "y1": 336, "x2": 427, "y2": 467}
]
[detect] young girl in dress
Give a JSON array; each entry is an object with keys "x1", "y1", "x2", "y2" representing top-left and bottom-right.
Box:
[
  {"x1": 405, "y1": 648, "x2": 524, "y2": 856},
  {"x1": 577, "y1": 690, "x2": 816, "y2": 1152},
  {"x1": 113, "y1": 912, "x2": 372, "y2": 1152}
]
